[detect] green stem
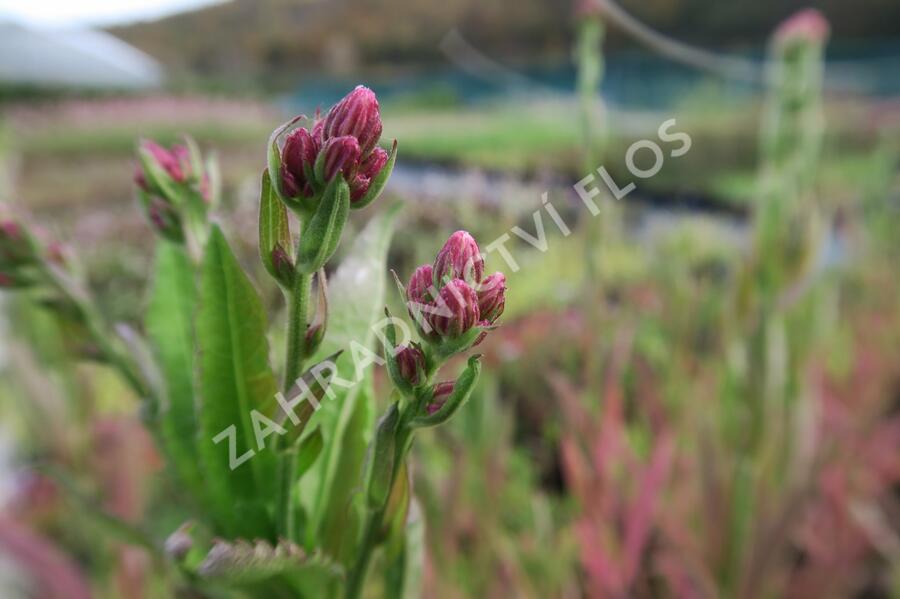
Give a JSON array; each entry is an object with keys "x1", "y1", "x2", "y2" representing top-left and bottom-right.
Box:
[
  {"x1": 283, "y1": 270, "x2": 313, "y2": 393},
  {"x1": 345, "y1": 421, "x2": 414, "y2": 599},
  {"x1": 344, "y1": 505, "x2": 383, "y2": 599}
]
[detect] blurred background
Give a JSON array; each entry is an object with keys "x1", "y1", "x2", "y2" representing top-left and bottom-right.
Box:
[{"x1": 0, "y1": 0, "x2": 899, "y2": 597}]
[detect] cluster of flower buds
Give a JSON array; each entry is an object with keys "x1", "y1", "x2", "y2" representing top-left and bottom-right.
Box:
[
  {"x1": 406, "y1": 231, "x2": 506, "y2": 346},
  {"x1": 134, "y1": 137, "x2": 214, "y2": 243},
  {"x1": 270, "y1": 86, "x2": 396, "y2": 212},
  {"x1": 379, "y1": 230, "x2": 505, "y2": 431}
]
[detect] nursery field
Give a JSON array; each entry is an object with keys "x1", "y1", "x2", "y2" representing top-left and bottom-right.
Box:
[{"x1": 0, "y1": 4, "x2": 899, "y2": 599}]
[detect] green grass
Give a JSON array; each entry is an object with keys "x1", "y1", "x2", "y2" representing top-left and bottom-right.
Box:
[{"x1": 18, "y1": 121, "x2": 270, "y2": 158}]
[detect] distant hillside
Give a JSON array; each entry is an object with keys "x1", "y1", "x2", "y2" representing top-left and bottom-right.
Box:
[
  {"x1": 108, "y1": 0, "x2": 572, "y2": 87},
  {"x1": 109, "y1": 0, "x2": 900, "y2": 88}
]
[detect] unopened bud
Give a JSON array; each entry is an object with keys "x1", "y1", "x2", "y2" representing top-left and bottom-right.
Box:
[
  {"x1": 406, "y1": 264, "x2": 435, "y2": 305},
  {"x1": 320, "y1": 136, "x2": 361, "y2": 183},
  {"x1": 323, "y1": 85, "x2": 383, "y2": 158},
  {"x1": 270, "y1": 243, "x2": 295, "y2": 286},
  {"x1": 433, "y1": 230, "x2": 484, "y2": 287},
  {"x1": 395, "y1": 345, "x2": 426, "y2": 386},
  {"x1": 281, "y1": 127, "x2": 319, "y2": 199},
  {"x1": 146, "y1": 197, "x2": 183, "y2": 240},
  {"x1": 426, "y1": 382, "x2": 454, "y2": 415},
  {"x1": 476, "y1": 272, "x2": 506, "y2": 323},
  {"x1": 0, "y1": 220, "x2": 35, "y2": 265},
  {"x1": 430, "y1": 279, "x2": 480, "y2": 338},
  {"x1": 775, "y1": 9, "x2": 830, "y2": 46},
  {"x1": 350, "y1": 146, "x2": 389, "y2": 203}
]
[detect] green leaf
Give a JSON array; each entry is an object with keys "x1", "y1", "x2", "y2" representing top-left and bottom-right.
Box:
[
  {"x1": 410, "y1": 355, "x2": 482, "y2": 428},
  {"x1": 146, "y1": 240, "x2": 203, "y2": 501},
  {"x1": 258, "y1": 169, "x2": 294, "y2": 287},
  {"x1": 384, "y1": 498, "x2": 425, "y2": 599},
  {"x1": 196, "y1": 226, "x2": 279, "y2": 539},
  {"x1": 295, "y1": 428, "x2": 325, "y2": 479},
  {"x1": 367, "y1": 402, "x2": 399, "y2": 508},
  {"x1": 296, "y1": 177, "x2": 350, "y2": 274}
]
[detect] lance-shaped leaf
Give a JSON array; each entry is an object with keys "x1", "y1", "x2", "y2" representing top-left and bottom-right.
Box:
[
  {"x1": 196, "y1": 226, "x2": 278, "y2": 539},
  {"x1": 411, "y1": 355, "x2": 482, "y2": 428},
  {"x1": 353, "y1": 139, "x2": 398, "y2": 210},
  {"x1": 296, "y1": 176, "x2": 350, "y2": 275},
  {"x1": 146, "y1": 240, "x2": 203, "y2": 501},
  {"x1": 268, "y1": 351, "x2": 342, "y2": 445},
  {"x1": 384, "y1": 498, "x2": 425, "y2": 599},
  {"x1": 275, "y1": 427, "x2": 325, "y2": 543},
  {"x1": 378, "y1": 460, "x2": 410, "y2": 542},
  {"x1": 366, "y1": 402, "x2": 399, "y2": 508},
  {"x1": 258, "y1": 169, "x2": 294, "y2": 288}
]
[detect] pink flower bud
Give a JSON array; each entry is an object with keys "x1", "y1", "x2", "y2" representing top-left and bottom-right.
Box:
[
  {"x1": 433, "y1": 230, "x2": 484, "y2": 287},
  {"x1": 429, "y1": 279, "x2": 480, "y2": 338},
  {"x1": 426, "y1": 382, "x2": 454, "y2": 414},
  {"x1": 321, "y1": 136, "x2": 361, "y2": 182},
  {"x1": 476, "y1": 272, "x2": 506, "y2": 323},
  {"x1": 134, "y1": 166, "x2": 150, "y2": 192},
  {"x1": 406, "y1": 264, "x2": 435, "y2": 305},
  {"x1": 271, "y1": 243, "x2": 295, "y2": 285},
  {"x1": 281, "y1": 127, "x2": 319, "y2": 199},
  {"x1": 775, "y1": 9, "x2": 830, "y2": 45},
  {"x1": 0, "y1": 220, "x2": 34, "y2": 265},
  {"x1": 140, "y1": 139, "x2": 187, "y2": 183},
  {"x1": 0, "y1": 272, "x2": 12, "y2": 288},
  {"x1": 323, "y1": 86, "x2": 383, "y2": 158},
  {"x1": 396, "y1": 345, "x2": 426, "y2": 386},
  {"x1": 0, "y1": 220, "x2": 21, "y2": 241},
  {"x1": 147, "y1": 197, "x2": 182, "y2": 239},
  {"x1": 350, "y1": 146, "x2": 389, "y2": 203}
]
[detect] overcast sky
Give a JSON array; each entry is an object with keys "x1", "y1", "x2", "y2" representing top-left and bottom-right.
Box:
[{"x1": 0, "y1": 0, "x2": 227, "y2": 27}]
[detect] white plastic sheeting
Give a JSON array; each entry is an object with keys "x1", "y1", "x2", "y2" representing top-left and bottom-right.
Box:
[{"x1": 0, "y1": 21, "x2": 163, "y2": 89}]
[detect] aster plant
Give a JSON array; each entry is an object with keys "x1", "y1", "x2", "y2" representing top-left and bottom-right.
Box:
[{"x1": 0, "y1": 86, "x2": 503, "y2": 599}]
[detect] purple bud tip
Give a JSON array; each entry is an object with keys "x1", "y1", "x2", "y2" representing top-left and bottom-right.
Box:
[
  {"x1": 396, "y1": 345, "x2": 426, "y2": 386},
  {"x1": 133, "y1": 166, "x2": 150, "y2": 192},
  {"x1": 477, "y1": 272, "x2": 506, "y2": 323},
  {"x1": 271, "y1": 243, "x2": 294, "y2": 282},
  {"x1": 139, "y1": 139, "x2": 192, "y2": 185},
  {"x1": 323, "y1": 86, "x2": 383, "y2": 158},
  {"x1": 775, "y1": 9, "x2": 829, "y2": 44},
  {"x1": 321, "y1": 136, "x2": 361, "y2": 182},
  {"x1": 281, "y1": 127, "x2": 319, "y2": 199},
  {"x1": 350, "y1": 146, "x2": 389, "y2": 203},
  {"x1": 0, "y1": 220, "x2": 21, "y2": 240},
  {"x1": 427, "y1": 382, "x2": 455, "y2": 414},
  {"x1": 430, "y1": 279, "x2": 480, "y2": 339},
  {"x1": 406, "y1": 264, "x2": 435, "y2": 305},
  {"x1": 433, "y1": 230, "x2": 484, "y2": 287}
]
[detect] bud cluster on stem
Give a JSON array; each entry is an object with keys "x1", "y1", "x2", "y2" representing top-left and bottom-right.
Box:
[
  {"x1": 348, "y1": 230, "x2": 507, "y2": 599},
  {"x1": 134, "y1": 137, "x2": 216, "y2": 257},
  {"x1": 271, "y1": 85, "x2": 396, "y2": 213}
]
